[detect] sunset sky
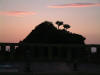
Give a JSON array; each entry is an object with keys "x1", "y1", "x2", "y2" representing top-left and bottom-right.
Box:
[{"x1": 0, "y1": 0, "x2": 100, "y2": 44}]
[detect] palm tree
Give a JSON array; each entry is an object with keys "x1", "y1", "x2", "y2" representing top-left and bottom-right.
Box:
[
  {"x1": 63, "y1": 24, "x2": 70, "y2": 30},
  {"x1": 56, "y1": 21, "x2": 63, "y2": 30}
]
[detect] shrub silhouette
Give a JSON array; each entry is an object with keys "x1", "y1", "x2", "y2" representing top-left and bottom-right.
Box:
[{"x1": 63, "y1": 24, "x2": 70, "y2": 30}]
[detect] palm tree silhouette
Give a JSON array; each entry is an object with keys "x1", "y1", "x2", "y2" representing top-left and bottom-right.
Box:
[
  {"x1": 56, "y1": 21, "x2": 63, "y2": 30},
  {"x1": 63, "y1": 24, "x2": 70, "y2": 30}
]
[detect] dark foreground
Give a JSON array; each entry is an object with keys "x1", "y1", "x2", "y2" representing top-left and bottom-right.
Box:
[{"x1": 0, "y1": 72, "x2": 100, "y2": 75}]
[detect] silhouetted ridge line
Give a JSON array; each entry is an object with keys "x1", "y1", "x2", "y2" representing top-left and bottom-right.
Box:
[
  {"x1": 22, "y1": 21, "x2": 85, "y2": 44},
  {"x1": 14, "y1": 21, "x2": 86, "y2": 61}
]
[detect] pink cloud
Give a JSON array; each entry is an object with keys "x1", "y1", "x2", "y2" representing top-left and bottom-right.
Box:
[
  {"x1": 0, "y1": 11, "x2": 36, "y2": 16},
  {"x1": 48, "y1": 3, "x2": 100, "y2": 8}
]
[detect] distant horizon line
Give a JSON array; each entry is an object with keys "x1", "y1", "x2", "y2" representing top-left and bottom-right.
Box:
[{"x1": 0, "y1": 42, "x2": 100, "y2": 45}]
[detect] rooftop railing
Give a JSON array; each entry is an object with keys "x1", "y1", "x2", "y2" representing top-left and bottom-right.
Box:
[
  {"x1": 0, "y1": 43, "x2": 100, "y2": 72},
  {"x1": 0, "y1": 43, "x2": 100, "y2": 61}
]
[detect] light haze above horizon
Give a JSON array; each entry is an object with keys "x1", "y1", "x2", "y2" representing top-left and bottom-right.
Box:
[{"x1": 0, "y1": 0, "x2": 100, "y2": 44}]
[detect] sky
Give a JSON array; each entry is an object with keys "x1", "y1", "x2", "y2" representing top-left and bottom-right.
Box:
[{"x1": 0, "y1": 0, "x2": 100, "y2": 44}]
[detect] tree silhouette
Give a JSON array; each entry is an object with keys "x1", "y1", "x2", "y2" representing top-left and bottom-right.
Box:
[
  {"x1": 56, "y1": 21, "x2": 63, "y2": 30},
  {"x1": 63, "y1": 24, "x2": 70, "y2": 30}
]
